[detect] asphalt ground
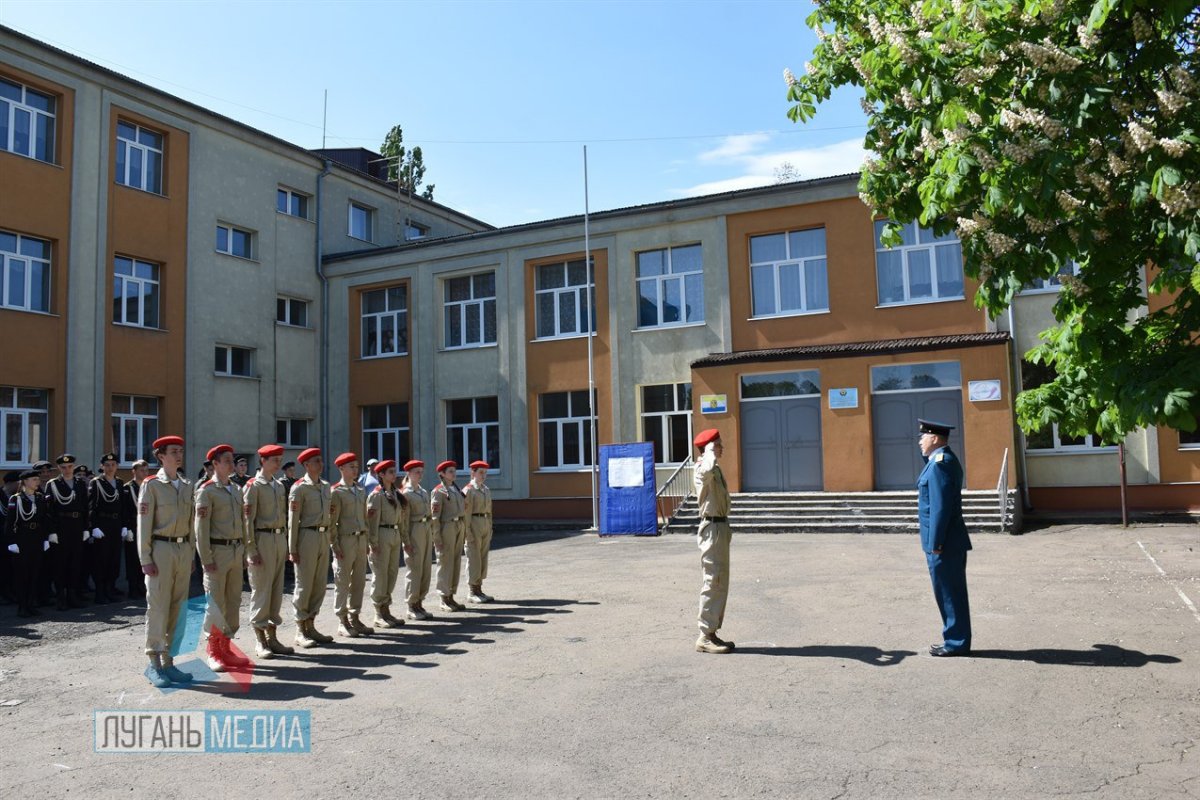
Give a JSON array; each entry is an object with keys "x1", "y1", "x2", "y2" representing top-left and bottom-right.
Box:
[{"x1": 0, "y1": 523, "x2": 1196, "y2": 799}]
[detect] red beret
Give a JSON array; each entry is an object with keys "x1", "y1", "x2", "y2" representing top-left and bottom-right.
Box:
[
  {"x1": 334, "y1": 452, "x2": 358, "y2": 467},
  {"x1": 297, "y1": 447, "x2": 322, "y2": 464},
  {"x1": 402, "y1": 459, "x2": 424, "y2": 471},
  {"x1": 206, "y1": 444, "x2": 234, "y2": 461},
  {"x1": 373, "y1": 459, "x2": 396, "y2": 474},
  {"x1": 469, "y1": 460, "x2": 490, "y2": 470},
  {"x1": 257, "y1": 444, "x2": 285, "y2": 458},
  {"x1": 693, "y1": 428, "x2": 721, "y2": 449},
  {"x1": 436, "y1": 460, "x2": 457, "y2": 473},
  {"x1": 153, "y1": 435, "x2": 184, "y2": 450}
]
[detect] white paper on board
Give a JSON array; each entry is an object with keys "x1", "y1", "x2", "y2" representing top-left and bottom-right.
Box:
[{"x1": 608, "y1": 457, "x2": 644, "y2": 488}]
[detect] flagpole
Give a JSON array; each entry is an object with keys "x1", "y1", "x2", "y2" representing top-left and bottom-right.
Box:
[{"x1": 584, "y1": 145, "x2": 598, "y2": 531}]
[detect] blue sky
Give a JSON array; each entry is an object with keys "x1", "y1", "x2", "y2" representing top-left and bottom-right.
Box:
[{"x1": 1, "y1": 0, "x2": 868, "y2": 227}]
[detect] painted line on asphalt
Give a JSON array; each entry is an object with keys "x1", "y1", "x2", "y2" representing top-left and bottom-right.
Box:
[{"x1": 1137, "y1": 540, "x2": 1200, "y2": 625}]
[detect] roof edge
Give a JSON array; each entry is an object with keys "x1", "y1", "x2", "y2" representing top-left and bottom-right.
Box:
[{"x1": 690, "y1": 332, "x2": 1012, "y2": 369}]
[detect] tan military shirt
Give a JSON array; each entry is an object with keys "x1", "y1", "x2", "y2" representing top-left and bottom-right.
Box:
[
  {"x1": 288, "y1": 474, "x2": 332, "y2": 557},
  {"x1": 402, "y1": 483, "x2": 431, "y2": 525},
  {"x1": 464, "y1": 480, "x2": 492, "y2": 523},
  {"x1": 195, "y1": 478, "x2": 247, "y2": 565},
  {"x1": 367, "y1": 485, "x2": 410, "y2": 547},
  {"x1": 242, "y1": 472, "x2": 287, "y2": 558},
  {"x1": 431, "y1": 480, "x2": 465, "y2": 525},
  {"x1": 137, "y1": 469, "x2": 195, "y2": 565},
  {"x1": 330, "y1": 481, "x2": 368, "y2": 538},
  {"x1": 693, "y1": 450, "x2": 731, "y2": 519}
]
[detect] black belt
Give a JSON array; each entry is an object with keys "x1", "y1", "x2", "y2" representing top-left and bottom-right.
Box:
[
  {"x1": 256, "y1": 527, "x2": 284, "y2": 533},
  {"x1": 25, "y1": 522, "x2": 40, "y2": 530},
  {"x1": 302, "y1": 526, "x2": 329, "y2": 532},
  {"x1": 96, "y1": 512, "x2": 121, "y2": 520},
  {"x1": 209, "y1": 538, "x2": 241, "y2": 546},
  {"x1": 702, "y1": 516, "x2": 728, "y2": 523},
  {"x1": 152, "y1": 535, "x2": 191, "y2": 544},
  {"x1": 415, "y1": 516, "x2": 431, "y2": 523},
  {"x1": 60, "y1": 511, "x2": 83, "y2": 518},
  {"x1": 474, "y1": 512, "x2": 491, "y2": 517},
  {"x1": 339, "y1": 529, "x2": 367, "y2": 536}
]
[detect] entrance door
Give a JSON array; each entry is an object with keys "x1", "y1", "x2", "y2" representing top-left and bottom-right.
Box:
[
  {"x1": 740, "y1": 397, "x2": 823, "y2": 491},
  {"x1": 872, "y1": 389, "x2": 964, "y2": 489}
]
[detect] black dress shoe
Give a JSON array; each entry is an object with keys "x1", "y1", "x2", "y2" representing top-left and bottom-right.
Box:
[{"x1": 930, "y1": 645, "x2": 969, "y2": 657}]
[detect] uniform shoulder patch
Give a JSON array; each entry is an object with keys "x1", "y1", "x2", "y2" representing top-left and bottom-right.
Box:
[
  {"x1": 934, "y1": 453, "x2": 944, "y2": 462},
  {"x1": 367, "y1": 506, "x2": 377, "y2": 517},
  {"x1": 197, "y1": 506, "x2": 208, "y2": 518}
]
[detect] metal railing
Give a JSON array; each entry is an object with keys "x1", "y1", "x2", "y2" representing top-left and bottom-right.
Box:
[
  {"x1": 656, "y1": 457, "x2": 694, "y2": 529},
  {"x1": 996, "y1": 447, "x2": 1011, "y2": 532}
]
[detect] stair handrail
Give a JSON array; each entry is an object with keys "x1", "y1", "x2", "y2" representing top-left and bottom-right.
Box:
[
  {"x1": 656, "y1": 456, "x2": 695, "y2": 529},
  {"x1": 996, "y1": 447, "x2": 1010, "y2": 532}
]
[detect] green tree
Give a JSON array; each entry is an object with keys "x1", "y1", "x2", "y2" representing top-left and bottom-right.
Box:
[
  {"x1": 786, "y1": 0, "x2": 1200, "y2": 441},
  {"x1": 380, "y1": 124, "x2": 435, "y2": 201}
]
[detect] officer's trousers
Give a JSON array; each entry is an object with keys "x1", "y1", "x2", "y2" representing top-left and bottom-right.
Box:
[
  {"x1": 926, "y1": 550, "x2": 971, "y2": 651},
  {"x1": 248, "y1": 530, "x2": 287, "y2": 628},
  {"x1": 697, "y1": 519, "x2": 731, "y2": 634}
]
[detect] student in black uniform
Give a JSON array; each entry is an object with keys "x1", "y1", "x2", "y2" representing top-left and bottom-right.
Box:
[
  {"x1": 90, "y1": 453, "x2": 135, "y2": 602},
  {"x1": 5, "y1": 470, "x2": 50, "y2": 617},
  {"x1": 0, "y1": 471, "x2": 20, "y2": 605},
  {"x1": 45, "y1": 454, "x2": 90, "y2": 609}
]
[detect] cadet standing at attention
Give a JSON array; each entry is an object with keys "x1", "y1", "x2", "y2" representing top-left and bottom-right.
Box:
[
  {"x1": 195, "y1": 444, "x2": 250, "y2": 672},
  {"x1": 463, "y1": 460, "x2": 495, "y2": 604},
  {"x1": 89, "y1": 452, "x2": 134, "y2": 602},
  {"x1": 330, "y1": 452, "x2": 373, "y2": 638},
  {"x1": 45, "y1": 454, "x2": 90, "y2": 609},
  {"x1": 431, "y1": 460, "x2": 467, "y2": 613},
  {"x1": 401, "y1": 460, "x2": 433, "y2": 620},
  {"x1": 288, "y1": 448, "x2": 334, "y2": 648},
  {"x1": 693, "y1": 428, "x2": 735, "y2": 655},
  {"x1": 5, "y1": 470, "x2": 49, "y2": 618},
  {"x1": 243, "y1": 444, "x2": 293, "y2": 659},
  {"x1": 138, "y1": 435, "x2": 195, "y2": 688},
  {"x1": 916, "y1": 419, "x2": 973, "y2": 657},
  {"x1": 366, "y1": 459, "x2": 408, "y2": 628}
]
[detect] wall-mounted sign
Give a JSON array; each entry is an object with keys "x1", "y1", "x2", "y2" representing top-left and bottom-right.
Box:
[
  {"x1": 828, "y1": 387, "x2": 859, "y2": 409},
  {"x1": 968, "y1": 379, "x2": 1002, "y2": 402},
  {"x1": 700, "y1": 394, "x2": 727, "y2": 414}
]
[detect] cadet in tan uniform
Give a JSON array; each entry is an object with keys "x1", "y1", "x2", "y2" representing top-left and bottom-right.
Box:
[
  {"x1": 137, "y1": 435, "x2": 196, "y2": 687},
  {"x1": 288, "y1": 447, "x2": 334, "y2": 648},
  {"x1": 366, "y1": 459, "x2": 409, "y2": 628},
  {"x1": 330, "y1": 452, "x2": 373, "y2": 637},
  {"x1": 692, "y1": 428, "x2": 735, "y2": 655},
  {"x1": 243, "y1": 443, "x2": 293, "y2": 659},
  {"x1": 195, "y1": 444, "x2": 250, "y2": 672},
  {"x1": 463, "y1": 460, "x2": 495, "y2": 604},
  {"x1": 431, "y1": 460, "x2": 467, "y2": 613},
  {"x1": 401, "y1": 460, "x2": 434, "y2": 620}
]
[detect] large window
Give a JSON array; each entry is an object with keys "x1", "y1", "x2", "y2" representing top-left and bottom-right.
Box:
[
  {"x1": 276, "y1": 187, "x2": 309, "y2": 219},
  {"x1": 215, "y1": 344, "x2": 254, "y2": 377},
  {"x1": 362, "y1": 285, "x2": 408, "y2": 357},
  {"x1": 444, "y1": 272, "x2": 497, "y2": 349},
  {"x1": 539, "y1": 390, "x2": 594, "y2": 469},
  {"x1": 276, "y1": 296, "x2": 309, "y2": 328},
  {"x1": 750, "y1": 229, "x2": 829, "y2": 317},
  {"x1": 111, "y1": 395, "x2": 157, "y2": 467},
  {"x1": 116, "y1": 121, "x2": 163, "y2": 194},
  {"x1": 113, "y1": 256, "x2": 159, "y2": 328},
  {"x1": 871, "y1": 362, "x2": 961, "y2": 393},
  {"x1": 1, "y1": 387, "x2": 48, "y2": 467},
  {"x1": 349, "y1": 202, "x2": 374, "y2": 241},
  {"x1": 0, "y1": 77, "x2": 55, "y2": 163},
  {"x1": 637, "y1": 244, "x2": 703, "y2": 327},
  {"x1": 362, "y1": 403, "x2": 410, "y2": 465},
  {"x1": 535, "y1": 259, "x2": 594, "y2": 339},
  {"x1": 641, "y1": 383, "x2": 692, "y2": 465},
  {"x1": 1021, "y1": 361, "x2": 1115, "y2": 452},
  {"x1": 874, "y1": 221, "x2": 964, "y2": 306},
  {"x1": 276, "y1": 418, "x2": 310, "y2": 448},
  {"x1": 447, "y1": 397, "x2": 500, "y2": 472},
  {"x1": 1023, "y1": 260, "x2": 1081, "y2": 293},
  {"x1": 0, "y1": 230, "x2": 50, "y2": 313},
  {"x1": 741, "y1": 370, "x2": 821, "y2": 399},
  {"x1": 216, "y1": 224, "x2": 254, "y2": 259}
]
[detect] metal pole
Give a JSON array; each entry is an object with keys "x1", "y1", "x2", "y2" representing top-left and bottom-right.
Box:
[
  {"x1": 584, "y1": 145, "x2": 598, "y2": 531},
  {"x1": 1118, "y1": 442, "x2": 1129, "y2": 527}
]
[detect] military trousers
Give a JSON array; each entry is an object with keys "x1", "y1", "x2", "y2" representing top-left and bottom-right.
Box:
[
  {"x1": 466, "y1": 518, "x2": 493, "y2": 587},
  {"x1": 926, "y1": 550, "x2": 971, "y2": 651},
  {"x1": 202, "y1": 542, "x2": 244, "y2": 638},
  {"x1": 93, "y1": 517, "x2": 123, "y2": 595},
  {"x1": 369, "y1": 529, "x2": 403, "y2": 606},
  {"x1": 292, "y1": 528, "x2": 329, "y2": 622},
  {"x1": 332, "y1": 532, "x2": 368, "y2": 616},
  {"x1": 697, "y1": 519, "x2": 731, "y2": 634},
  {"x1": 404, "y1": 520, "x2": 433, "y2": 605},
  {"x1": 435, "y1": 519, "x2": 466, "y2": 598},
  {"x1": 144, "y1": 539, "x2": 193, "y2": 656},
  {"x1": 248, "y1": 530, "x2": 287, "y2": 628},
  {"x1": 54, "y1": 528, "x2": 85, "y2": 601},
  {"x1": 123, "y1": 538, "x2": 145, "y2": 598}
]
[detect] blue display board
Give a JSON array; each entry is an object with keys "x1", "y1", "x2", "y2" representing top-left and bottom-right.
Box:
[{"x1": 599, "y1": 442, "x2": 658, "y2": 536}]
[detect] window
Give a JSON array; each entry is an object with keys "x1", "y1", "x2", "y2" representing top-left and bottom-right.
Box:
[
  {"x1": 349, "y1": 202, "x2": 374, "y2": 241},
  {"x1": 444, "y1": 272, "x2": 497, "y2": 348},
  {"x1": 447, "y1": 397, "x2": 501, "y2": 472},
  {"x1": 362, "y1": 403, "x2": 410, "y2": 465},
  {"x1": 276, "y1": 188, "x2": 309, "y2": 219},
  {"x1": 276, "y1": 296, "x2": 309, "y2": 327},
  {"x1": 111, "y1": 395, "x2": 157, "y2": 467},
  {"x1": 539, "y1": 390, "x2": 595, "y2": 468},
  {"x1": 361, "y1": 285, "x2": 408, "y2": 357},
  {"x1": 641, "y1": 383, "x2": 693, "y2": 465},
  {"x1": 0, "y1": 77, "x2": 55, "y2": 162},
  {"x1": 871, "y1": 362, "x2": 961, "y2": 393},
  {"x1": 116, "y1": 120, "x2": 163, "y2": 194},
  {"x1": 874, "y1": 220, "x2": 964, "y2": 305},
  {"x1": 749, "y1": 229, "x2": 829, "y2": 317},
  {"x1": 405, "y1": 221, "x2": 429, "y2": 240},
  {"x1": 1021, "y1": 360, "x2": 1115, "y2": 451},
  {"x1": 1023, "y1": 260, "x2": 1081, "y2": 293},
  {"x1": 1180, "y1": 423, "x2": 1200, "y2": 449},
  {"x1": 216, "y1": 224, "x2": 254, "y2": 259},
  {"x1": 215, "y1": 344, "x2": 255, "y2": 377},
  {"x1": 637, "y1": 244, "x2": 703, "y2": 327},
  {"x1": 113, "y1": 256, "x2": 159, "y2": 328},
  {"x1": 0, "y1": 230, "x2": 50, "y2": 313},
  {"x1": 276, "y1": 419, "x2": 310, "y2": 448},
  {"x1": 1, "y1": 387, "x2": 48, "y2": 467},
  {"x1": 741, "y1": 370, "x2": 821, "y2": 399},
  {"x1": 535, "y1": 259, "x2": 595, "y2": 339}
]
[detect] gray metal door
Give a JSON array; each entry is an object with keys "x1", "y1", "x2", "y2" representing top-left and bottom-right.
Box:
[
  {"x1": 872, "y1": 389, "x2": 964, "y2": 489},
  {"x1": 740, "y1": 397, "x2": 823, "y2": 491}
]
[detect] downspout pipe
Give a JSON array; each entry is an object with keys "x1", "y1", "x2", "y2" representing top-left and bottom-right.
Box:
[
  {"x1": 316, "y1": 159, "x2": 332, "y2": 475},
  {"x1": 1008, "y1": 304, "x2": 1032, "y2": 511}
]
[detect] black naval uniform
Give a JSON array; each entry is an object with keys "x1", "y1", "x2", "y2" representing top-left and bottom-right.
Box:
[
  {"x1": 122, "y1": 478, "x2": 145, "y2": 599},
  {"x1": 5, "y1": 490, "x2": 49, "y2": 616},
  {"x1": 0, "y1": 484, "x2": 14, "y2": 604},
  {"x1": 44, "y1": 474, "x2": 90, "y2": 608},
  {"x1": 90, "y1": 475, "x2": 134, "y2": 602}
]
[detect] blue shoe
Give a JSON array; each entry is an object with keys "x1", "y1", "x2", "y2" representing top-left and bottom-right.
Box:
[
  {"x1": 161, "y1": 663, "x2": 193, "y2": 683},
  {"x1": 145, "y1": 664, "x2": 171, "y2": 689}
]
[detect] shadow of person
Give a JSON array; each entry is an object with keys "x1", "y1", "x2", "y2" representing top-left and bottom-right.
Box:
[
  {"x1": 499, "y1": 599, "x2": 600, "y2": 608},
  {"x1": 967, "y1": 644, "x2": 1181, "y2": 667},
  {"x1": 735, "y1": 644, "x2": 916, "y2": 666}
]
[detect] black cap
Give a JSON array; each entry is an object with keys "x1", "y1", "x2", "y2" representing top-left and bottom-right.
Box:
[
  {"x1": 3, "y1": 471, "x2": 21, "y2": 483},
  {"x1": 918, "y1": 419, "x2": 954, "y2": 437},
  {"x1": 19, "y1": 469, "x2": 38, "y2": 480},
  {"x1": 282, "y1": 461, "x2": 295, "y2": 470},
  {"x1": 100, "y1": 452, "x2": 117, "y2": 463},
  {"x1": 32, "y1": 460, "x2": 53, "y2": 471},
  {"x1": 74, "y1": 465, "x2": 91, "y2": 476},
  {"x1": 56, "y1": 453, "x2": 76, "y2": 465}
]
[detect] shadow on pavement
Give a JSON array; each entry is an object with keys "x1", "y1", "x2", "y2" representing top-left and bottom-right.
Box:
[
  {"x1": 967, "y1": 644, "x2": 1181, "y2": 667},
  {"x1": 490, "y1": 530, "x2": 590, "y2": 551},
  {"x1": 736, "y1": 644, "x2": 916, "y2": 666}
]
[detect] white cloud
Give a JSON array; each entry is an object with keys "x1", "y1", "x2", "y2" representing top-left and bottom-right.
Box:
[
  {"x1": 675, "y1": 135, "x2": 868, "y2": 198},
  {"x1": 697, "y1": 132, "x2": 773, "y2": 162}
]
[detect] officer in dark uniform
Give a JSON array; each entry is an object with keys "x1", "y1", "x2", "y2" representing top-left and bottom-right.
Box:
[
  {"x1": 0, "y1": 470, "x2": 20, "y2": 604},
  {"x1": 45, "y1": 454, "x2": 91, "y2": 609},
  {"x1": 33, "y1": 459, "x2": 56, "y2": 605},
  {"x1": 5, "y1": 470, "x2": 49, "y2": 617},
  {"x1": 90, "y1": 452, "x2": 135, "y2": 602},
  {"x1": 916, "y1": 419, "x2": 972, "y2": 657}
]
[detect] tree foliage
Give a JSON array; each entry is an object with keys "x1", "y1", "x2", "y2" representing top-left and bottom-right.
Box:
[
  {"x1": 380, "y1": 124, "x2": 435, "y2": 201},
  {"x1": 786, "y1": 0, "x2": 1200, "y2": 440}
]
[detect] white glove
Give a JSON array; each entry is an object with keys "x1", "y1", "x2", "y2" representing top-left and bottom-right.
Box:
[
  {"x1": 43, "y1": 541, "x2": 49, "y2": 552},
  {"x1": 122, "y1": 528, "x2": 134, "y2": 542},
  {"x1": 92, "y1": 528, "x2": 105, "y2": 540},
  {"x1": 6, "y1": 544, "x2": 16, "y2": 554},
  {"x1": 48, "y1": 533, "x2": 59, "y2": 545},
  {"x1": 82, "y1": 530, "x2": 90, "y2": 542}
]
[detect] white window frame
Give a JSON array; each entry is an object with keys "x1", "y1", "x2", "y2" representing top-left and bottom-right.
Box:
[
  {"x1": 361, "y1": 403, "x2": 410, "y2": 465},
  {"x1": 1021, "y1": 260, "x2": 1081, "y2": 294},
  {"x1": 216, "y1": 223, "x2": 255, "y2": 260},
  {"x1": 361, "y1": 285, "x2": 408, "y2": 358},
  {"x1": 444, "y1": 272, "x2": 497, "y2": 349},
  {"x1": 111, "y1": 394, "x2": 158, "y2": 468},
  {"x1": 276, "y1": 418, "x2": 310, "y2": 448},
  {"x1": 0, "y1": 230, "x2": 51, "y2": 313},
  {"x1": 276, "y1": 296, "x2": 309, "y2": 328},
  {"x1": 446, "y1": 397, "x2": 501, "y2": 473},
  {"x1": 349, "y1": 202, "x2": 374, "y2": 242},
  {"x1": 534, "y1": 259, "x2": 595, "y2": 340},
  {"x1": 115, "y1": 120, "x2": 164, "y2": 194},
  {"x1": 1019, "y1": 359, "x2": 1116, "y2": 453},
  {"x1": 214, "y1": 344, "x2": 255, "y2": 378},
  {"x1": 404, "y1": 221, "x2": 429, "y2": 240},
  {"x1": 749, "y1": 230, "x2": 829, "y2": 318},
  {"x1": 636, "y1": 244, "x2": 704, "y2": 328},
  {"x1": 874, "y1": 220, "x2": 965, "y2": 307},
  {"x1": 276, "y1": 187, "x2": 310, "y2": 219},
  {"x1": 1, "y1": 386, "x2": 49, "y2": 468},
  {"x1": 113, "y1": 255, "x2": 160, "y2": 328},
  {"x1": 640, "y1": 383, "x2": 693, "y2": 466},
  {"x1": 0, "y1": 76, "x2": 56, "y2": 163},
  {"x1": 538, "y1": 390, "x2": 595, "y2": 469}
]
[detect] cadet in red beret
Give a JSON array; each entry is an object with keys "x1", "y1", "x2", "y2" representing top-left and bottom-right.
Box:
[
  {"x1": 692, "y1": 428, "x2": 735, "y2": 654},
  {"x1": 400, "y1": 460, "x2": 434, "y2": 619},
  {"x1": 430, "y1": 460, "x2": 467, "y2": 612},
  {"x1": 195, "y1": 443, "x2": 250, "y2": 673},
  {"x1": 244, "y1": 444, "x2": 293, "y2": 658},
  {"x1": 366, "y1": 459, "x2": 408, "y2": 628},
  {"x1": 464, "y1": 460, "x2": 495, "y2": 603},
  {"x1": 329, "y1": 453, "x2": 373, "y2": 637},
  {"x1": 287, "y1": 447, "x2": 335, "y2": 648}
]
